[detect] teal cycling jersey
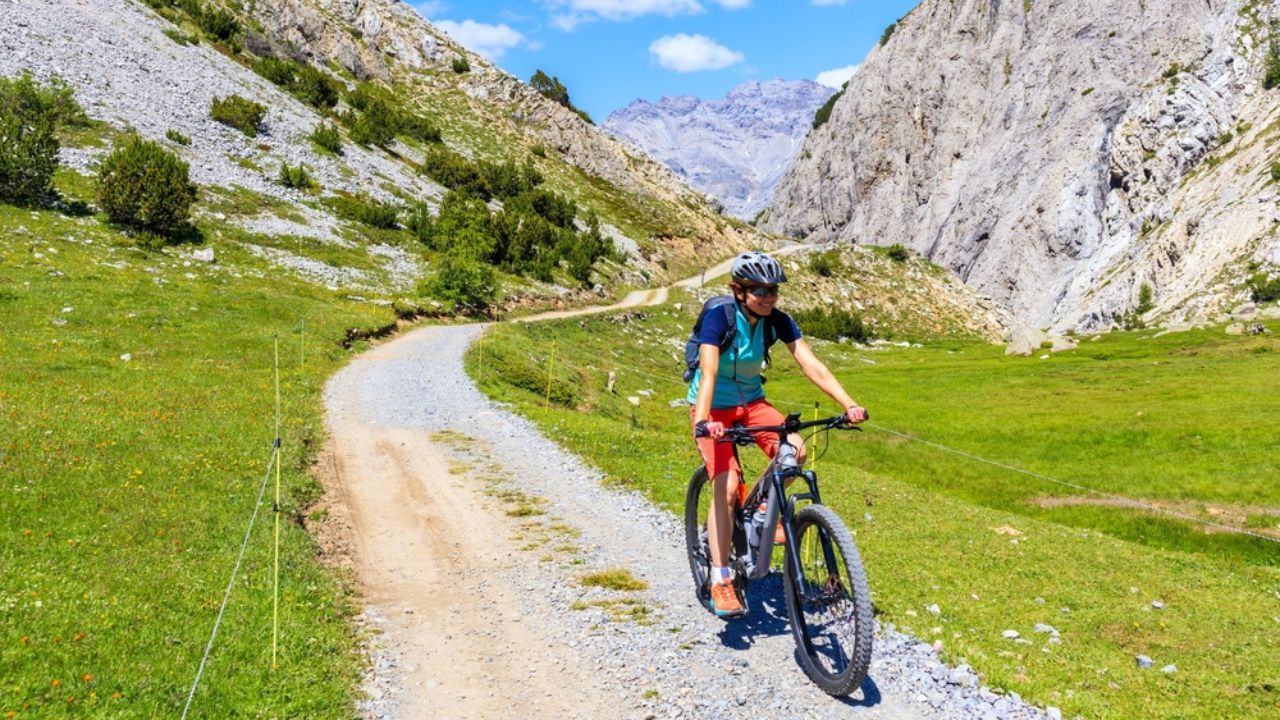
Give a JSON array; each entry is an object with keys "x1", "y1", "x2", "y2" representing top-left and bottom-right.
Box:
[{"x1": 685, "y1": 304, "x2": 799, "y2": 409}]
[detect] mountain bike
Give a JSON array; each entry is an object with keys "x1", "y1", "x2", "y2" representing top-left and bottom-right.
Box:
[{"x1": 685, "y1": 412, "x2": 873, "y2": 696}]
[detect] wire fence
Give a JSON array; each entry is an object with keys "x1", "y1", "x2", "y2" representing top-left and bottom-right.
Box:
[
  {"x1": 483, "y1": 322, "x2": 1280, "y2": 545},
  {"x1": 182, "y1": 335, "x2": 289, "y2": 718}
]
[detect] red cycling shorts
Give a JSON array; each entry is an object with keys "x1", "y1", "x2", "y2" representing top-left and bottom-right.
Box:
[{"x1": 691, "y1": 398, "x2": 787, "y2": 485}]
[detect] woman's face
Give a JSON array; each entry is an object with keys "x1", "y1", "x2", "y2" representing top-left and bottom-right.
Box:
[{"x1": 736, "y1": 282, "x2": 779, "y2": 316}]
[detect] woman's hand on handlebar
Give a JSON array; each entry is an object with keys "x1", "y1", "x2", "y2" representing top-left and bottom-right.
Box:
[
  {"x1": 694, "y1": 419, "x2": 725, "y2": 440},
  {"x1": 843, "y1": 405, "x2": 869, "y2": 425}
]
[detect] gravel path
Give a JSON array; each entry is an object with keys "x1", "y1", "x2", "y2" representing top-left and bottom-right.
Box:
[{"x1": 323, "y1": 316, "x2": 1056, "y2": 720}]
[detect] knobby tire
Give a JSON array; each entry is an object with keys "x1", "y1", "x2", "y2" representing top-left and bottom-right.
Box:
[{"x1": 783, "y1": 504, "x2": 873, "y2": 697}]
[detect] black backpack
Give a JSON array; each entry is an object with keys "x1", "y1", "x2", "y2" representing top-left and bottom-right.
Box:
[{"x1": 682, "y1": 296, "x2": 777, "y2": 382}]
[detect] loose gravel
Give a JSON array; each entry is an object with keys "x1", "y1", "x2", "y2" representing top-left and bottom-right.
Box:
[{"x1": 325, "y1": 323, "x2": 1057, "y2": 720}]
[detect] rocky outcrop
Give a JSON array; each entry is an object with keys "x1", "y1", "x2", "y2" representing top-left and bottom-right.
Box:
[
  {"x1": 253, "y1": 0, "x2": 716, "y2": 211},
  {"x1": 764, "y1": 0, "x2": 1280, "y2": 330},
  {"x1": 603, "y1": 80, "x2": 836, "y2": 221}
]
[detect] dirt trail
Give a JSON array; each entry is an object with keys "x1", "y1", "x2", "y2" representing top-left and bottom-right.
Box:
[
  {"x1": 317, "y1": 256, "x2": 741, "y2": 719},
  {"x1": 317, "y1": 244, "x2": 949, "y2": 720}
]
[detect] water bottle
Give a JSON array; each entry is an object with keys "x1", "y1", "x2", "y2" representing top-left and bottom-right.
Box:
[{"x1": 747, "y1": 500, "x2": 769, "y2": 552}]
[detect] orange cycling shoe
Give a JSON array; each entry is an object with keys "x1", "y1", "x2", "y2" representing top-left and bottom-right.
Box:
[{"x1": 709, "y1": 580, "x2": 746, "y2": 618}]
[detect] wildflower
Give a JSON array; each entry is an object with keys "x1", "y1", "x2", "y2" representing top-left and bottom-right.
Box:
[
  {"x1": 111, "y1": 692, "x2": 121, "y2": 700},
  {"x1": 18, "y1": 636, "x2": 28, "y2": 645},
  {"x1": 82, "y1": 674, "x2": 93, "y2": 683},
  {"x1": 50, "y1": 679, "x2": 60, "y2": 687}
]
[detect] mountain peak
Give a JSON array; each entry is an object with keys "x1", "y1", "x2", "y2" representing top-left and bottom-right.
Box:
[{"x1": 604, "y1": 79, "x2": 835, "y2": 220}]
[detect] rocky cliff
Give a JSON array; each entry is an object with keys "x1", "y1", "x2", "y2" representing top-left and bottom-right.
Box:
[
  {"x1": 603, "y1": 80, "x2": 836, "y2": 221},
  {"x1": 764, "y1": 0, "x2": 1280, "y2": 330}
]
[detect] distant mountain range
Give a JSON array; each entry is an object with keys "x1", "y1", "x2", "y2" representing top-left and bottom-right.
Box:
[{"x1": 603, "y1": 79, "x2": 836, "y2": 221}]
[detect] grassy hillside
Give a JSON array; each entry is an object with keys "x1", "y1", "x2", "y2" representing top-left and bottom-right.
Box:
[
  {"x1": 0, "y1": 168, "x2": 396, "y2": 716},
  {"x1": 468, "y1": 292, "x2": 1280, "y2": 719}
]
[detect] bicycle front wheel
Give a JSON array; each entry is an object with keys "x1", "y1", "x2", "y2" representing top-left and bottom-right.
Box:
[{"x1": 783, "y1": 504, "x2": 873, "y2": 696}]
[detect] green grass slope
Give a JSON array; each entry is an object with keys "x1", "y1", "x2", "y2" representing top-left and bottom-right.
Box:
[
  {"x1": 468, "y1": 294, "x2": 1280, "y2": 719},
  {"x1": 0, "y1": 172, "x2": 397, "y2": 717}
]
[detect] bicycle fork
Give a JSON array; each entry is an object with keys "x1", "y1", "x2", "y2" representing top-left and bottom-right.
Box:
[{"x1": 746, "y1": 463, "x2": 824, "y2": 581}]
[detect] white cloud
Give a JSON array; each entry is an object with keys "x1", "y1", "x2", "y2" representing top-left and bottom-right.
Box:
[
  {"x1": 412, "y1": 1, "x2": 448, "y2": 17},
  {"x1": 714, "y1": 0, "x2": 751, "y2": 7},
  {"x1": 815, "y1": 64, "x2": 859, "y2": 89},
  {"x1": 649, "y1": 34, "x2": 744, "y2": 73},
  {"x1": 548, "y1": 0, "x2": 703, "y2": 30},
  {"x1": 434, "y1": 19, "x2": 526, "y2": 60}
]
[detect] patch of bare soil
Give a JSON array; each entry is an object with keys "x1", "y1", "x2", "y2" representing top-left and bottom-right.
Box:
[{"x1": 1028, "y1": 495, "x2": 1280, "y2": 537}]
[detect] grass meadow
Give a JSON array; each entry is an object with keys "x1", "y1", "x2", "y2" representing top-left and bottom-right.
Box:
[
  {"x1": 468, "y1": 296, "x2": 1280, "y2": 719},
  {"x1": 0, "y1": 173, "x2": 395, "y2": 717}
]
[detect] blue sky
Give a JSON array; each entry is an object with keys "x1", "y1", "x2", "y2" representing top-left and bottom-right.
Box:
[{"x1": 411, "y1": 0, "x2": 919, "y2": 123}]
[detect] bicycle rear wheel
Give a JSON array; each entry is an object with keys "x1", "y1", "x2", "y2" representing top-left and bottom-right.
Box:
[
  {"x1": 684, "y1": 467, "x2": 749, "y2": 611},
  {"x1": 783, "y1": 504, "x2": 873, "y2": 696}
]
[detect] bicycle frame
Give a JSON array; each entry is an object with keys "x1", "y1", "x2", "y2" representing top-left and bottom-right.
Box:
[{"x1": 727, "y1": 414, "x2": 844, "y2": 582}]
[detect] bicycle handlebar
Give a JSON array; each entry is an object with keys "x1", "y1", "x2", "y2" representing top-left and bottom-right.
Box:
[{"x1": 695, "y1": 411, "x2": 867, "y2": 442}]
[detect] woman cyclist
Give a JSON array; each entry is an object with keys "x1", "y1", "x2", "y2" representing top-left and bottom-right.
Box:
[{"x1": 689, "y1": 251, "x2": 868, "y2": 618}]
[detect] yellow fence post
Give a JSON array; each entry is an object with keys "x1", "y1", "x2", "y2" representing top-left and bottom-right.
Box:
[
  {"x1": 544, "y1": 342, "x2": 556, "y2": 410},
  {"x1": 812, "y1": 401, "x2": 820, "y2": 471}
]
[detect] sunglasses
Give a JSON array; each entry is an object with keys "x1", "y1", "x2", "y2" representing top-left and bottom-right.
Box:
[{"x1": 744, "y1": 285, "x2": 780, "y2": 298}]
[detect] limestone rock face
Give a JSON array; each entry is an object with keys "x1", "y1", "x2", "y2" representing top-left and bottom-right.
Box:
[
  {"x1": 764, "y1": 0, "x2": 1280, "y2": 330},
  {"x1": 603, "y1": 80, "x2": 837, "y2": 221}
]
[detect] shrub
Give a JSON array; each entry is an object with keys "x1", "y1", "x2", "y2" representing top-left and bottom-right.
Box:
[
  {"x1": 309, "y1": 122, "x2": 343, "y2": 155},
  {"x1": 0, "y1": 74, "x2": 75, "y2": 204},
  {"x1": 210, "y1": 94, "x2": 266, "y2": 137},
  {"x1": 1248, "y1": 272, "x2": 1280, "y2": 303},
  {"x1": 420, "y1": 146, "x2": 488, "y2": 197},
  {"x1": 253, "y1": 56, "x2": 297, "y2": 87},
  {"x1": 403, "y1": 201, "x2": 435, "y2": 243},
  {"x1": 1266, "y1": 34, "x2": 1280, "y2": 90},
  {"x1": 324, "y1": 194, "x2": 400, "y2": 229},
  {"x1": 1136, "y1": 282, "x2": 1154, "y2": 314},
  {"x1": 293, "y1": 65, "x2": 340, "y2": 109},
  {"x1": 812, "y1": 89, "x2": 843, "y2": 130},
  {"x1": 165, "y1": 128, "x2": 191, "y2": 145},
  {"x1": 278, "y1": 163, "x2": 315, "y2": 190},
  {"x1": 478, "y1": 159, "x2": 542, "y2": 201},
  {"x1": 886, "y1": 243, "x2": 910, "y2": 262},
  {"x1": 879, "y1": 21, "x2": 897, "y2": 46},
  {"x1": 791, "y1": 307, "x2": 872, "y2": 344},
  {"x1": 347, "y1": 97, "x2": 398, "y2": 147},
  {"x1": 530, "y1": 144, "x2": 546, "y2": 158},
  {"x1": 452, "y1": 56, "x2": 470, "y2": 74},
  {"x1": 808, "y1": 249, "x2": 842, "y2": 277},
  {"x1": 198, "y1": 7, "x2": 239, "y2": 42},
  {"x1": 1270, "y1": 162, "x2": 1280, "y2": 183},
  {"x1": 530, "y1": 69, "x2": 594, "y2": 124},
  {"x1": 424, "y1": 254, "x2": 497, "y2": 311},
  {"x1": 398, "y1": 112, "x2": 442, "y2": 144},
  {"x1": 96, "y1": 136, "x2": 195, "y2": 235}
]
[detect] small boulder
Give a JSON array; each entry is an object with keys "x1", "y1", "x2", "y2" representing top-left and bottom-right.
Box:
[
  {"x1": 1232, "y1": 302, "x2": 1258, "y2": 320},
  {"x1": 1225, "y1": 323, "x2": 1244, "y2": 336},
  {"x1": 193, "y1": 247, "x2": 216, "y2": 263},
  {"x1": 1001, "y1": 629, "x2": 1020, "y2": 639},
  {"x1": 1161, "y1": 664, "x2": 1178, "y2": 674},
  {"x1": 1151, "y1": 600, "x2": 1165, "y2": 610},
  {"x1": 1050, "y1": 335, "x2": 1078, "y2": 352},
  {"x1": 1004, "y1": 326, "x2": 1050, "y2": 356},
  {"x1": 1136, "y1": 655, "x2": 1154, "y2": 669}
]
